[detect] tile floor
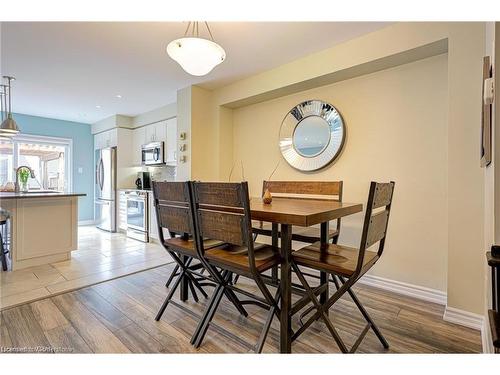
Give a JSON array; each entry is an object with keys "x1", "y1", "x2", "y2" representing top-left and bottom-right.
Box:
[{"x1": 0, "y1": 226, "x2": 172, "y2": 310}]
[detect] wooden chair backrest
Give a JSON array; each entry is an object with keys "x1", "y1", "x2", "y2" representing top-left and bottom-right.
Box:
[
  {"x1": 191, "y1": 182, "x2": 251, "y2": 248},
  {"x1": 356, "y1": 181, "x2": 395, "y2": 274},
  {"x1": 262, "y1": 180, "x2": 343, "y2": 201},
  {"x1": 152, "y1": 181, "x2": 193, "y2": 239}
]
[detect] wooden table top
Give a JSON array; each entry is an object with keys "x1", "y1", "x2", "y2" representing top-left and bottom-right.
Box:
[{"x1": 250, "y1": 197, "x2": 363, "y2": 226}]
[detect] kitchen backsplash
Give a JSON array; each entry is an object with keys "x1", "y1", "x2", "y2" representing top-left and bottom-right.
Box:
[{"x1": 149, "y1": 165, "x2": 176, "y2": 181}]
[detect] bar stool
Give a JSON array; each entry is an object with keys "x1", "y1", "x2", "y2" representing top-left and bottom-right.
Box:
[{"x1": 0, "y1": 208, "x2": 11, "y2": 271}]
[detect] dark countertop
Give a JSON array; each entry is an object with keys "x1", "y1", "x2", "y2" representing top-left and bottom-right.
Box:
[{"x1": 0, "y1": 191, "x2": 87, "y2": 200}]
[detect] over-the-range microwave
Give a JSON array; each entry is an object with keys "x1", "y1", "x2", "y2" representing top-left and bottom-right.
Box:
[{"x1": 141, "y1": 141, "x2": 165, "y2": 166}]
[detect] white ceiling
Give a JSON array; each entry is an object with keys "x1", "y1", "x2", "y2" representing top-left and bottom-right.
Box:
[{"x1": 1, "y1": 22, "x2": 389, "y2": 124}]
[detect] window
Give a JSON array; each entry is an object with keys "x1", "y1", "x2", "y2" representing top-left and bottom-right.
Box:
[{"x1": 0, "y1": 134, "x2": 72, "y2": 192}]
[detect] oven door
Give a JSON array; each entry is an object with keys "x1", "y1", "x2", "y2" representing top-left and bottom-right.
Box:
[{"x1": 126, "y1": 195, "x2": 148, "y2": 232}]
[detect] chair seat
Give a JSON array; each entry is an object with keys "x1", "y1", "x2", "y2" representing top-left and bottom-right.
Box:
[
  {"x1": 252, "y1": 221, "x2": 339, "y2": 243},
  {"x1": 205, "y1": 242, "x2": 280, "y2": 274},
  {"x1": 164, "y1": 237, "x2": 224, "y2": 257},
  {"x1": 292, "y1": 242, "x2": 379, "y2": 277}
]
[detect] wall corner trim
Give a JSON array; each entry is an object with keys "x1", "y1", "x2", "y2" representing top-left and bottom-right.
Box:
[
  {"x1": 359, "y1": 274, "x2": 447, "y2": 305},
  {"x1": 481, "y1": 317, "x2": 495, "y2": 353},
  {"x1": 443, "y1": 306, "x2": 484, "y2": 331}
]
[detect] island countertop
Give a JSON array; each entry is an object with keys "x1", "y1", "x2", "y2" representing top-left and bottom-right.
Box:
[{"x1": 0, "y1": 191, "x2": 86, "y2": 200}]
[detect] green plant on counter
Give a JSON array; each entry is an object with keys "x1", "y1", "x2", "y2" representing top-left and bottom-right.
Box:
[{"x1": 18, "y1": 167, "x2": 31, "y2": 184}]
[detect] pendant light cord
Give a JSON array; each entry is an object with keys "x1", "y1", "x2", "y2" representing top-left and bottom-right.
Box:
[
  {"x1": 182, "y1": 21, "x2": 215, "y2": 41},
  {"x1": 0, "y1": 86, "x2": 5, "y2": 122}
]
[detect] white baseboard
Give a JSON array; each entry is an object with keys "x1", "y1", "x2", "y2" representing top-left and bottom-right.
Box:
[
  {"x1": 359, "y1": 273, "x2": 447, "y2": 305},
  {"x1": 443, "y1": 306, "x2": 483, "y2": 331},
  {"x1": 78, "y1": 220, "x2": 95, "y2": 226}
]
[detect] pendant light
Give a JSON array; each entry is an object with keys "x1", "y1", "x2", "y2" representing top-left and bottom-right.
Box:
[
  {"x1": 0, "y1": 76, "x2": 20, "y2": 137},
  {"x1": 167, "y1": 22, "x2": 226, "y2": 76},
  {"x1": 0, "y1": 84, "x2": 11, "y2": 140}
]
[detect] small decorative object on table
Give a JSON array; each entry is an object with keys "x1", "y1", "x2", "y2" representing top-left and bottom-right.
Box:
[
  {"x1": 262, "y1": 161, "x2": 280, "y2": 205},
  {"x1": 263, "y1": 188, "x2": 272, "y2": 204}
]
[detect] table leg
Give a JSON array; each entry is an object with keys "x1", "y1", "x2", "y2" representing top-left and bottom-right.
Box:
[
  {"x1": 271, "y1": 223, "x2": 279, "y2": 283},
  {"x1": 180, "y1": 255, "x2": 189, "y2": 302},
  {"x1": 320, "y1": 222, "x2": 330, "y2": 304},
  {"x1": 280, "y1": 223, "x2": 292, "y2": 353}
]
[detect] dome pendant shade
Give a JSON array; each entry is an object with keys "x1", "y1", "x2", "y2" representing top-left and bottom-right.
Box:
[
  {"x1": 1, "y1": 116, "x2": 20, "y2": 135},
  {"x1": 1, "y1": 76, "x2": 20, "y2": 137},
  {"x1": 167, "y1": 37, "x2": 226, "y2": 76}
]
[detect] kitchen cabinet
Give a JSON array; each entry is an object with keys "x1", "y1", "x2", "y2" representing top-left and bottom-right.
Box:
[
  {"x1": 143, "y1": 121, "x2": 166, "y2": 144},
  {"x1": 118, "y1": 190, "x2": 127, "y2": 232},
  {"x1": 94, "y1": 128, "x2": 117, "y2": 149},
  {"x1": 166, "y1": 118, "x2": 177, "y2": 163},
  {"x1": 132, "y1": 126, "x2": 146, "y2": 166},
  {"x1": 131, "y1": 120, "x2": 175, "y2": 166}
]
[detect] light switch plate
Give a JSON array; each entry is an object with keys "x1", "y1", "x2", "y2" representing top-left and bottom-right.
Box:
[{"x1": 78, "y1": 167, "x2": 83, "y2": 174}]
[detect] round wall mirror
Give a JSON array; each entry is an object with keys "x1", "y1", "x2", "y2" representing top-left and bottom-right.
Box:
[{"x1": 279, "y1": 100, "x2": 345, "y2": 171}]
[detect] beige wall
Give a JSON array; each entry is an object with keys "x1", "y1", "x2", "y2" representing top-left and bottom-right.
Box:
[
  {"x1": 232, "y1": 54, "x2": 449, "y2": 291},
  {"x1": 183, "y1": 22, "x2": 487, "y2": 316}
]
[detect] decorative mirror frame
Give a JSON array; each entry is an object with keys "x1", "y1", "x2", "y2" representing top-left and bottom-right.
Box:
[{"x1": 279, "y1": 99, "x2": 346, "y2": 172}]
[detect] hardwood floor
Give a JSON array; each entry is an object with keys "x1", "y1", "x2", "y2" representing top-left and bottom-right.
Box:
[
  {"x1": 0, "y1": 226, "x2": 171, "y2": 310},
  {"x1": 0, "y1": 263, "x2": 481, "y2": 353}
]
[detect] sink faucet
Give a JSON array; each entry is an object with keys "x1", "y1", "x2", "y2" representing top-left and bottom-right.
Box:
[{"x1": 15, "y1": 166, "x2": 35, "y2": 192}]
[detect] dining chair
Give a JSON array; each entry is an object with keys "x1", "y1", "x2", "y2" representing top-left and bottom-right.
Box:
[
  {"x1": 253, "y1": 180, "x2": 343, "y2": 244},
  {"x1": 0, "y1": 209, "x2": 11, "y2": 271},
  {"x1": 152, "y1": 181, "x2": 248, "y2": 324},
  {"x1": 189, "y1": 181, "x2": 282, "y2": 353},
  {"x1": 290, "y1": 181, "x2": 395, "y2": 353}
]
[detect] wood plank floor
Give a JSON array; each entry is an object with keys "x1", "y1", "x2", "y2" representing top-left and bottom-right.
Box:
[{"x1": 0, "y1": 263, "x2": 481, "y2": 353}]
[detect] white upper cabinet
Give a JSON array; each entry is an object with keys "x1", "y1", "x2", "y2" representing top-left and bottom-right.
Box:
[
  {"x1": 143, "y1": 121, "x2": 167, "y2": 144},
  {"x1": 145, "y1": 125, "x2": 156, "y2": 143},
  {"x1": 166, "y1": 118, "x2": 177, "y2": 163},
  {"x1": 132, "y1": 126, "x2": 146, "y2": 166},
  {"x1": 120, "y1": 118, "x2": 177, "y2": 166},
  {"x1": 94, "y1": 128, "x2": 117, "y2": 150}
]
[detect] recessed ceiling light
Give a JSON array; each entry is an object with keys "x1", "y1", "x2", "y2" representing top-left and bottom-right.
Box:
[
  {"x1": 115, "y1": 94, "x2": 122, "y2": 99},
  {"x1": 95, "y1": 105, "x2": 101, "y2": 109}
]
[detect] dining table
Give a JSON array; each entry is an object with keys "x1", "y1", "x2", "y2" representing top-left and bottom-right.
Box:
[{"x1": 249, "y1": 197, "x2": 363, "y2": 353}]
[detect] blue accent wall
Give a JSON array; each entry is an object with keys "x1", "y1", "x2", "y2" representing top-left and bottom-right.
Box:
[{"x1": 13, "y1": 113, "x2": 94, "y2": 221}]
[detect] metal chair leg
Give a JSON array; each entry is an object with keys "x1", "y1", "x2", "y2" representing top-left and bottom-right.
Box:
[
  {"x1": 187, "y1": 278, "x2": 199, "y2": 302},
  {"x1": 0, "y1": 231, "x2": 7, "y2": 272},
  {"x1": 192, "y1": 272, "x2": 230, "y2": 347},
  {"x1": 337, "y1": 275, "x2": 389, "y2": 349},
  {"x1": 292, "y1": 262, "x2": 348, "y2": 353},
  {"x1": 155, "y1": 269, "x2": 185, "y2": 321},
  {"x1": 165, "y1": 264, "x2": 180, "y2": 287},
  {"x1": 185, "y1": 270, "x2": 209, "y2": 299},
  {"x1": 255, "y1": 286, "x2": 280, "y2": 353}
]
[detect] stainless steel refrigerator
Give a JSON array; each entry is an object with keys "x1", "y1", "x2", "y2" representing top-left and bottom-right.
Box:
[{"x1": 95, "y1": 147, "x2": 117, "y2": 232}]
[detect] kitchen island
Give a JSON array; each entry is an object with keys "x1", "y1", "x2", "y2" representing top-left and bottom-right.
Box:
[{"x1": 0, "y1": 192, "x2": 86, "y2": 270}]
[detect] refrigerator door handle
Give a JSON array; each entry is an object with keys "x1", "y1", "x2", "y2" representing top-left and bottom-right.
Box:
[
  {"x1": 99, "y1": 158, "x2": 104, "y2": 191},
  {"x1": 96, "y1": 162, "x2": 100, "y2": 191}
]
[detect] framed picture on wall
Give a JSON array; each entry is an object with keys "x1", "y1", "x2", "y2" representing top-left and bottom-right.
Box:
[{"x1": 480, "y1": 55, "x2": 492, "y2": 168}]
